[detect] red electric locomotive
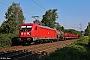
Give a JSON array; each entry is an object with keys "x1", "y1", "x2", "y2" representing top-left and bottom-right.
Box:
[{"x1": 18, "y1": 23, "x2": 57, "y2": 44}]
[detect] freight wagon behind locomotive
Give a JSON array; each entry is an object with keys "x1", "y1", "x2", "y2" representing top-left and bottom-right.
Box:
[
  {"x1": 64, "y1": 33, "x2": 78, "y2": 40},
  {"x1": 18, "y1": 23, "x2": 57, "y2": 45}
]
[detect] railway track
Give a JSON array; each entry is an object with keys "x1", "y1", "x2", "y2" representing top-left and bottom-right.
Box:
[{"x1": 0, "y1": 39, "x2": 77, "y2": 60}]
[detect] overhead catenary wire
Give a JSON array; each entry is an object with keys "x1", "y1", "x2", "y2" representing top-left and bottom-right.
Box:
[
  {"x1": 37, "y1": 0, "x2": 48, "y2": 9},
  {"x1": 31, "y1": 0, "x2": 47, "y2": 10},
  {"x1": 58, "y1": 17, "x2": 82, "y2": 31},
  {"x1": 31, "y1": 0, "x2": 73, "y2": 28},
  {"x1": 58, "y1": 19, "x2": 72, "y2": 28},
  {"x1": 0, "y1": 1, "x2": 9, "y2": 6},
  {"x1": 0, "y1": 1, "x2": 33, "y2": 16},
  {"x1": 1, "y1": 0, "x2": 70, "y2": 27},
  {"x1": 1, "y1": 0, "x2": 77, "y2": 30}
]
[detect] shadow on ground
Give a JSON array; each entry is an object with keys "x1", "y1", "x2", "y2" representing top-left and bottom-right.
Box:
[{"x1": 11, "y1": 37, "x2": 20, "y2": 46}]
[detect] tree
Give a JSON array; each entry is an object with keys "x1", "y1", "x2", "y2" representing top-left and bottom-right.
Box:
[
  {"x1": 0, "y1": 26, "x2": 2, "y2": 33},
  {"x1": 60, "y1": 26, "x2": 64, "y2": 31},
  {"x1": 84, "y1": 22, "x2": 90, "y2": 36},
  {"x1": 33, "y1": 20, "x2": 40, "y2": 24},
  {"x1": 55, "y1": 22, "x2": 61, "y2": 30},
  {"x1": 55, "y1": 22, "x2": 64, "y2": 31},
  {"x1": 41, "y1": 9, "x2": 58, "y2": 28},
  {"x1": 33, "y1": 20, "x2": 45, "y2": 26},
  {"x1": 1, "y1": 2, "x2": 25, "y2": 34},
  {"x1": 64, "y1": 29, "x2": 81, "y2": 36},
  {"x1": 85, "y1": 22, "x2": 90, "y2": 46}
]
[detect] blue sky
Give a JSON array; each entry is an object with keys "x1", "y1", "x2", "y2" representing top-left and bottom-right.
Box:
[{"x1": 0, "y1": 0, "x2": 90, "y2": 31}]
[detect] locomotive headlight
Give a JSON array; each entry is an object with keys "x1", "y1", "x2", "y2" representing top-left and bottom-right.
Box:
[
  {"x1": 21, "y1": 32, "x2": 23, "y2": 35},
  {"x1": 27, "y1": 32, "x2": 29, "y2": 34},
  {"x1": 27, "y1": 32, "x2": 30, "y2": 35}
]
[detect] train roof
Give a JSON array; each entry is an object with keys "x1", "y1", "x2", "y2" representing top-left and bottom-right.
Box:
[
  {"x1": 20, "y1": 23, "x2": 56, "y2": 30},
  {"x1": 40, "y1": 26, "x2": 56, "y2": 30}
]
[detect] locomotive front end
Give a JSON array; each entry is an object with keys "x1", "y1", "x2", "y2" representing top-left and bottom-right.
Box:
[
  {"x1": 18, "y1": 24, "x2": 33, "y2": 45},
  {"x1": 20, "y1": 26, "x2": 32, "y2": 37}
]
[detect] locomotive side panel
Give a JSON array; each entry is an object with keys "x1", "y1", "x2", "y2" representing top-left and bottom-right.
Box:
[
  {"x1": 38, "y1": 26, "x2": 47, "y2": 38},
  {"x1": 31, "y1": 24, "x2": 39, "y2": 38},
  {"x1": 38, "y1": 26, "x2": 57, "y2": 39}
]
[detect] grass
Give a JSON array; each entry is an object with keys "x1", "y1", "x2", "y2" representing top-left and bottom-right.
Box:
[{"x1": 39, "y1": 37, "x2": 90, "y2": 60}]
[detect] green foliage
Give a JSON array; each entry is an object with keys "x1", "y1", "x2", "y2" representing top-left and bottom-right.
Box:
[
  {"x1": 60, "y1": 26, "x2": 64, "y2": 31},
  {"x1": 0, "y1": 34, "x2": 11, "y2": 47},
  {"x1": 84, "y1": 22, "x2": 90, "y2": 47},
  {"x1": 33, "y1": 9, "x2": 64, "y2": 31},
  {"x1": 0, "y1": 30, "x2": 19, "y2": 48},
  {"x1": 55, "y1": 22, "x2": 61, "y2": 30},
  {"x1": 0, "y1": 2, "x2": 24, "y2": 47},
  {"x1": 64, "y1": 29, "x2": 82, "y2": 36},
  {"x1": 41, "y1": 9, "x2": 58, "y2": 28},
  {"x1": 0, "y1": 2, "x2": 25, "y2": 34},
  {"x1": 88, "y1": 37, "x2": 90, "y2": 47},
  {"x1": 0, "y1": 26, "x2": 2, "y2": 33},
  {"x1": 84, "y1": 22, "x2": 90, "y2": 36},
  {"x1": 40, "y1": 37, "x2": 90, "y2": 60},
  {"x1": 33, "y1": 20, "x2": 45, "y2": 26},
  {"x1": 0, "y1": 34, "x2": 12, "y2": 47},
  {"x1": 55, "y1": 22, "x2": 64, "y2": 31}
]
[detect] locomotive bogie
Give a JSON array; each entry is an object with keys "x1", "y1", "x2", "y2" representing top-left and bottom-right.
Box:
[{"x1": 18, "y1": 37, "x2": 33, "y2": 44}]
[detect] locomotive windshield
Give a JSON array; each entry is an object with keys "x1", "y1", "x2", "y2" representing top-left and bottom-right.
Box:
[{"x1": 21, "y1": 26, "x2": 32, "y2": 32}]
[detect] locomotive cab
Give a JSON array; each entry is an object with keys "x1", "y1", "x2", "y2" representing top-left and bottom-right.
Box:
[
  {"x1": 18, "y1": 24, "x2": 34, "y2": 45},
  {"x1": 20, "y1": 25, "x2": 32, "y2": 37}
]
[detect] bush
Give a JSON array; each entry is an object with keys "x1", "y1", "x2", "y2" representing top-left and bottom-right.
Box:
[
  {"x1": 40, "y1": 37, "x2": 90, "y2": 60},
  {"x1": 0, "y1": 34, "x2": 11, "y2": 47},
  {"x1": 0, "y1": 30, "x2": 19, "y2": 48},
  {"x1": 88, "y1": 38, "x2": 90, "y2": 47}
]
